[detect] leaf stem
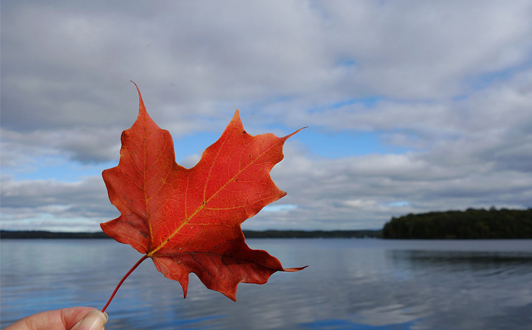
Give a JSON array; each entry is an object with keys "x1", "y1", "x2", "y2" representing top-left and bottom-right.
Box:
[{"x1": 101, "y1": 254, "x2": 148, "y2": 313}]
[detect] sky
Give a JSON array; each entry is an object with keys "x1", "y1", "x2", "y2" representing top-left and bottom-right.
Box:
[{"x1": 1, "y1": 0, "x2": 532, "y2": 232}]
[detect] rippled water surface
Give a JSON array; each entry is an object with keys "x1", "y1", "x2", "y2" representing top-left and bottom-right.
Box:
[{"x1": 2, "y1": 239, "x2": 532, "y2": 329}]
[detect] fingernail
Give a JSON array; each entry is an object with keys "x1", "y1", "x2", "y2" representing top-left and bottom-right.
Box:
[{"x1": 77, "y1": 310, "x2": 108, "y2": 330}]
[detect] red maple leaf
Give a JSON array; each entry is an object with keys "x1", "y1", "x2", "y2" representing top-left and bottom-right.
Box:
[{"x1": 100, "y1": 83, "x2": 305, "y2": 312}]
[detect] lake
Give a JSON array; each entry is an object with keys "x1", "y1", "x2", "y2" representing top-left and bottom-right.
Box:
[{"x1": 1, "y1": 239, "x2": 532, "y2": 329}]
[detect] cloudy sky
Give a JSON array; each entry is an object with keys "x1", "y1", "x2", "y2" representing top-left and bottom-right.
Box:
[{"x1": 2, "y1": 0, "x2": 532, "y2": 232}]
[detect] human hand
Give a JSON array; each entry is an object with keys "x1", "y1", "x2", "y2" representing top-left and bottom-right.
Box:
[{"x1": 5, "y1": 307, "x2": 108, "y2": 330}]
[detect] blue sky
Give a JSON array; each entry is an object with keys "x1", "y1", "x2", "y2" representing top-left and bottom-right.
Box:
[
  {"x1": 2, "y1": 0, "x2": 532, "y2": 232},
  {"x1": 9, "y1": 130, "x2": 407, "y2": 183}
]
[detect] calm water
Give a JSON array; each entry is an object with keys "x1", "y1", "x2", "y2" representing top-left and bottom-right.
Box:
[{"x1": 1, "y1": 239, "x2": 532, "y2": 329}]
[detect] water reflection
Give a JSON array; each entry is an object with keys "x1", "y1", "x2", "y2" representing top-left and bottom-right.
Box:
[
  {"x1": 2, "y1": 239, "x2": 532, "y2": 329},
  {"x1": 390, "y1": 249, "x2": 532, "y2": 278}
]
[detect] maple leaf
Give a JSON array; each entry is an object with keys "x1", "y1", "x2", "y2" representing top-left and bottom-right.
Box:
[{"x1": 100, "y1": 83, "x2": 305, "y2": 312}]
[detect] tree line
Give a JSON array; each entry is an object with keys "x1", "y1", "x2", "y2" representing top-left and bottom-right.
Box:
[
  {"x1": 4, "y1": 208, "x2": 531, "y2": 240},
  {"x1": 382, "y1": 207, "x2": 532, "y2": 239},
  {"x1": 0, "y1": 229, "x2": 382, "y2": 239}
]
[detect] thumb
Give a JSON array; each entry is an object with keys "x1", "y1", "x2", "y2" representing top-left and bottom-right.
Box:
[{"x1": 70, "y1": 310, "x2": 108, "y2": 330}]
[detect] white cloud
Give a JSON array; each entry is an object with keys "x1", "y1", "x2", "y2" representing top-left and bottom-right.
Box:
[{"x1": 263, "y1": 204, "x2": 298, "y2": 212}]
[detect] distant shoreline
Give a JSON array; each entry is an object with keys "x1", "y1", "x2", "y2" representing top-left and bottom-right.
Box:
[
  {"x1": 382, "y1": 208, "x2": 532, "y2": 239},
  {"x1": 0, "y1": 229, "x2": 382, "y2": 239}
]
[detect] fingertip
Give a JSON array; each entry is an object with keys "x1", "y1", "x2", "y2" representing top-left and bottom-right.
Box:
[{"x1": 72, "y1": 310, "x2": 108, "y2": 330}]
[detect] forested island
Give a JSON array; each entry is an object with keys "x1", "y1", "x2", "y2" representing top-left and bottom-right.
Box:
[
  {"x1": 0, "y1": 229, "x2": 381, "y2": 239},
  {"x1": 382, "y1": 208, "x2": 532, "y2": 239}
]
